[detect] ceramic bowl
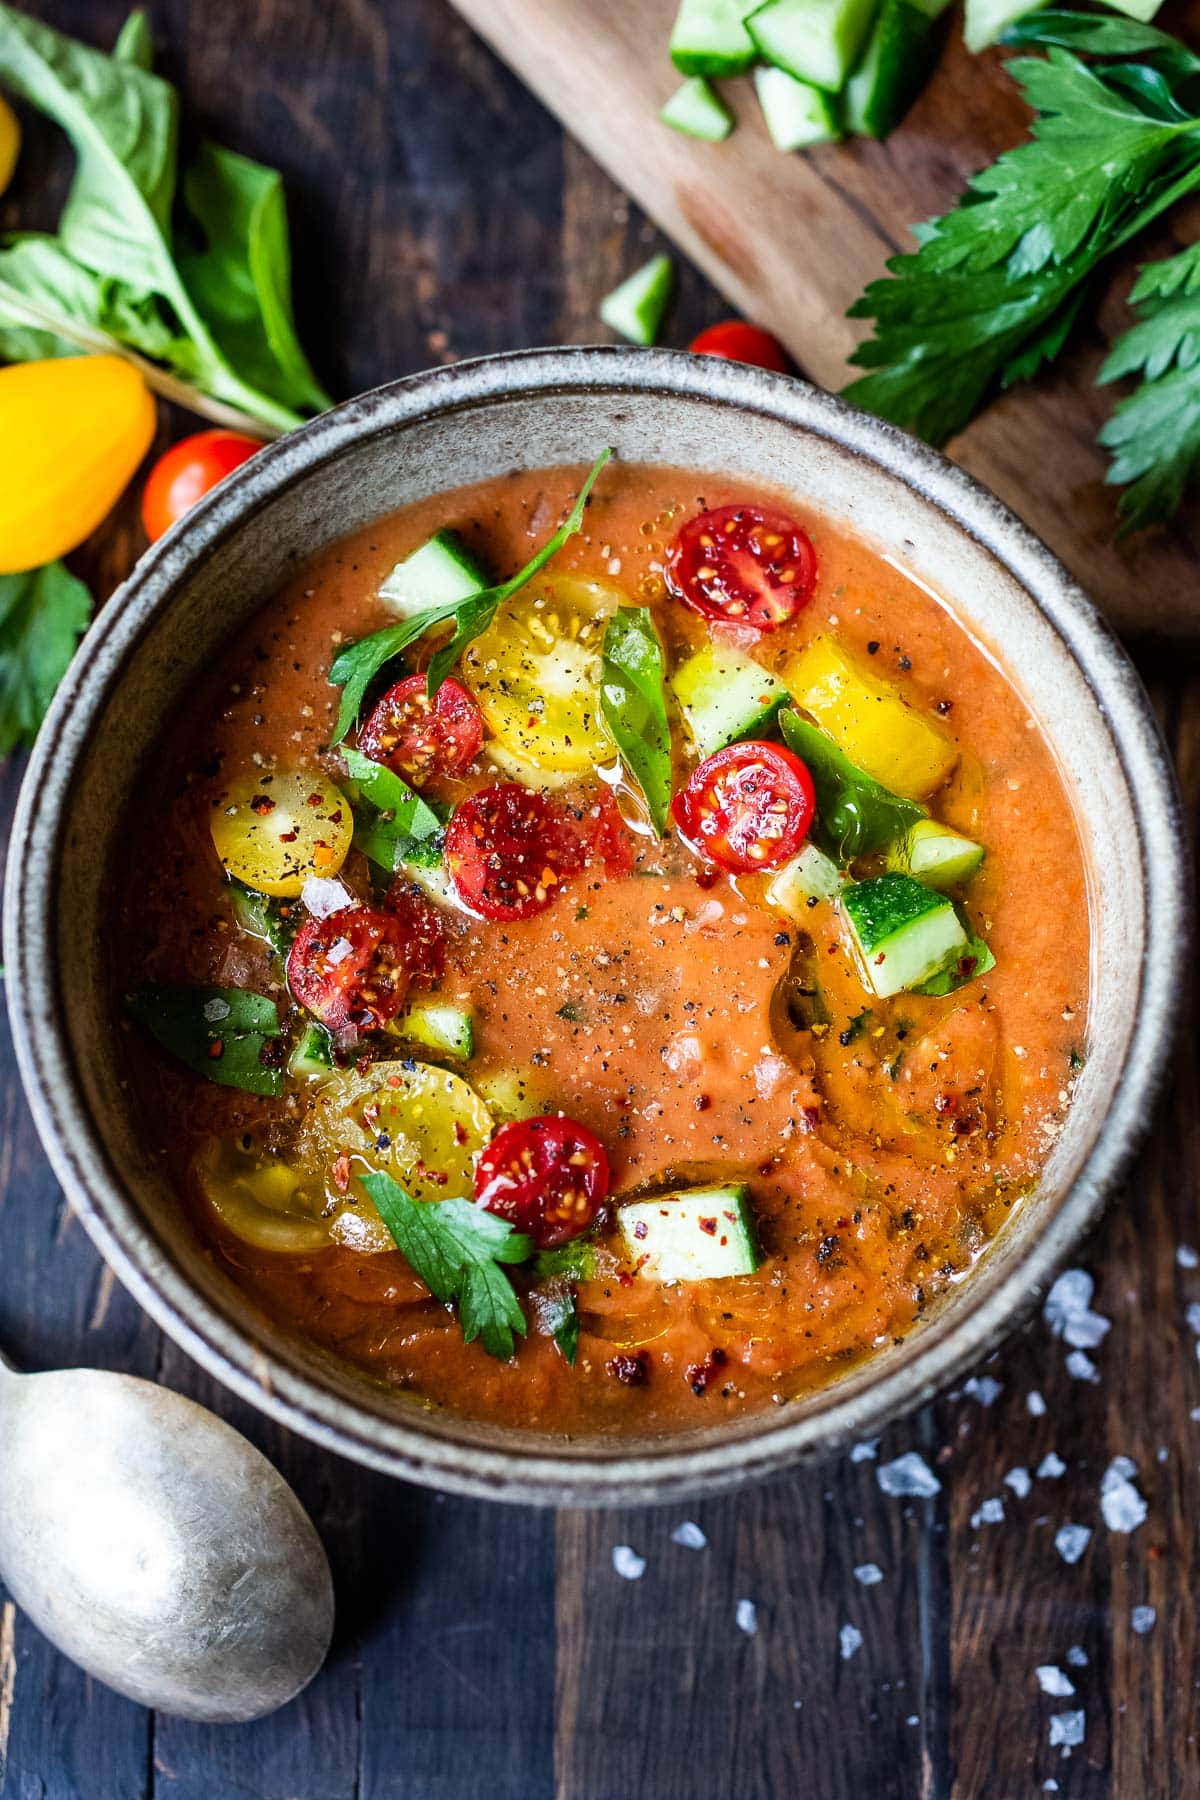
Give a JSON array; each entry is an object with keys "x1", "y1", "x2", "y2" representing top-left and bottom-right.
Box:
[{"x1": 4, "y1": 349, "x2": 1188, "y2": 1505}]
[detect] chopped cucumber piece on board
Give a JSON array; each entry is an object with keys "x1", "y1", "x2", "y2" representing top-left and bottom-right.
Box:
[
  {"x1": 619, "y1": 1185, "x2": 761, "y2": 1281},
  {"x1": 288, "y1": 1021, "x2": 333, "y2": 1080},
  {"x1": 842, "y1": 872, "x2": 969, "y2": 997},
  {"x1": 963, "y1": 0, "x2": 1046, "y2": 51},
  {"x1": 766, "y1": 841, "x2": 847, "y2": 916},
  {"x1": 843, "y1": 0, "x2": 936, "y2": 138},
  {"x1": 661, "y1": 77, "x2": 735, "y2": 141},
  {"x1": 749, "y1": 0, "x2": 879, "y2": 93},
  {"x1": 670, "y1": 0, "x2": 759, "y2": 74},
  {"x1": 389, "y1": 998, "x2": 475, "y2": 1059},
  {"x1": 599, "y1": 255, "x2": 676, "y2": 346},
  {"x1": 379, "y1": 529, "x2": 489, "y2": 617},
  {"x1": 887, "y1": 818, "x2": 984, "y2": 889},
  {"x1": 670, "y1": 641, "x2": 786, "y2": 756},
  {"x1": 755, "y1": 66, "x2": 841, "y2": 149}
]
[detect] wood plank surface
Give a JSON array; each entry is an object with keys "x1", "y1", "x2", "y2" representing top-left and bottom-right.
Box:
[
  {"x1": 1, "y1": 4, "x2": 1198, "y2": 1798},
  {"x1": 449, "y1": 0, "x2": 1200, "y2": 639}
]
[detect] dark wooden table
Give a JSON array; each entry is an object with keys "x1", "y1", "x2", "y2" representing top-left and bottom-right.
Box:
[{"x1": 2, "y1": 4, "x2": 1198, "y2": 1796}]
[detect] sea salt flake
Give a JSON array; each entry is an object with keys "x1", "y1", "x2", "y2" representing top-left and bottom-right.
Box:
[
  {"x1": 1100, "y1": 1459, "x2": 1147, "y2": 1534},
  {"x1": 1066, "y1": 1645, "x2": 1088, "y2": 1668},
  {"x1": 1036, "y1": 1667, "x2": 1075, "y2": 1697},
  {"x1": 970, "y1": 1497, "x2": 1005, "y2": 1528},
  {"x1": 877, "y1": 1452, "x2": 941, "y2": 1498},
  {"x1": 1044, "y1": 1782, "x2": 1060, "y2": 1792},
  {"x1": 839, "y1": 1623, "x2": 863, "y2": 1661},
  {"x1": 1045, "y1": 1269, "x2": 1093, "y2": 1334},
  {"x1": 1187, "y1": 1302, "x2": 1200, "y2": 1337},
  {"x1": 962, "y1": 1375, "x2": 1003, "y2": 1406},
  {"x1": 1063, "y1": 1310, "x2": 1111, "y2": 1350},
  {"x1": 612, "y1": 1545, "x2": 646, "y2": 1580},
  {"x1": 1038, "y1": 1452, "x2": 1067, "y2": 1479},
  {"x1": 849, "y1": 1439, "x2": 879, "y2": 1462},
  {"x1": 736, "y1": 1599, "x2": 757, "y2": 1636},
  {"x1": 1131, "y1": 1605, "x2": 1156, "y2": 1636},
  {"x1": 1177, "y1": 1245, "x2": 1199, "y2": 1269},
  {"x1": 671, "y1": 1520, "x2": 707, "y2": 1551},
  {"x1": 1027, "y1": 1390, "x2": 1047, "y2": 1417},
  {"x1": 1055, "y1": 1524, "x2": 1092, "y2": 1565},
  {"x1": 853, "y1": 1563, "x2": 885, "y2": 1586},
  {"x1": 202, "y1": 997, "x2": 231, "y2": 1022},
  {"x1": 1004, "y1": 1466, "x2": 1032, "y2": 1499},
  {"x1": 1065, "y1": 1350, "x2": 1099, "y2": 1382},
  {"x1": 1049, "y1": 1711, "x2": 1085, "y2": 1749}
]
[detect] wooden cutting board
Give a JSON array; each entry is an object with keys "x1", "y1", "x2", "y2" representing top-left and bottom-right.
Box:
[{"x1": 449, "y1": 0, "x2": 1200, "y2": 638}]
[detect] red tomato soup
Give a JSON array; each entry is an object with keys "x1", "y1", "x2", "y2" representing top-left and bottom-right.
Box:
[{"x1": 116, "y1": 461, "x2": 1090, "y2": 1434}]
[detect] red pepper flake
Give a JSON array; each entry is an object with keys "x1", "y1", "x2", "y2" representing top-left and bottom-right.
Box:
[
  {"x1": 934, "y1": 1093, "x2": 957, "y2": 1115},
  {"x1": 454, "y1": 1122, "x2": 468, "y2": 1146},
  {"x1": 686, "y1": 1347, "x2": 728, "y2": 1396},
  {"x1": 698, "y1": 1216, "x2": 718, "y2": 1236},
  {"x1": 694, "y1": 1093, "x2": 712, "y2": 1113},
  {"x1": 207, "y1": 1039, "x2": 224, "y2": 1060},
  {"x1": 606, "y1": 1351, "x2": 650, "y2": 1387},
  {"x1": 331, "y1": 1151, "x2": 351, "y2": 1193},
  {"x1": 250, "y1": 794, "x2": 275, "y2": 816},
  {"x1": 633, "y1": 1220, "x2": 648, "y2": 1240},
  {"x1": 800, "y1": 1106, "x2": 821, "y2": 1134}
]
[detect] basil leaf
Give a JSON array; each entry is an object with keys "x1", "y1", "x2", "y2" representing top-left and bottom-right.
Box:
[
  {"x1": 124, "y1": 983, "x2": 284, "y2": 1097},
  {"x1": 780, "y1": 710, "x2": 925, "y2": 860},
  {"x1": 112, "y1": 10, "x2": 154, "y2": 69},
  {"x1": 329, "y1": 449, "x2": 613, "y2": 742},
  {"x1": 917, "y1": 934, "x2": 996, "y2": 996},
  {"x1": 178, "y1": 142, "x2": 332, "y2": 415},
  {"x1": 0, "y1": 233, "x2": 185, "y2": 364},
  {"x1": 361, "y1": 1174, "x2": 532, "y2": 1361},
  {"x1": 601, "y1": 606, "x2": 672, "y2": 835},
  {"x1": 342, "y1": 745, "x2": 443, "y2": 871},
  {"x1": 0, "y1": 561, "x2": 92, "y2": 754},
  {"x1": 542, "y1": 1287, "x2": 580, "y2": 1366}
]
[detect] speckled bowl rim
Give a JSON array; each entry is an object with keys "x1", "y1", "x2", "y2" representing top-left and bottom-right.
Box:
[{"x1": 5, "y1": 348, "x2": 1189, "y2": 1505}]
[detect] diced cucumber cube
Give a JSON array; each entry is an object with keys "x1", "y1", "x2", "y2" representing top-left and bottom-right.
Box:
[
  {"x1": 670, "y1": 0, "x2": 759, "y2": 74},
  {"x1": 766, "y1": 841, "x2": 847, "y2": 917},
  {"x1": 620, "y1": 1184, "x2": 761, "y2": 1282},
  {"x1": 749, "y1": 0, "x2": 879, "y2": 93},
  {"x1": 886, "y1": 819, "x2": 984, "y2": 889},
  {"x1": 599, "y1": 254, "x2": 676, "y2": 347},
  {"x1": 379, "y1": 529, "x2": 489, "y2": 617},
  {"x1": 394, "y1": 855, "x2": 457, "y2": 908},
  {"x1": 755, "y1": 66, "x2": 841, "y2": 148},
  {"x1": 661, "y1": 76, "x2": 735, "y2": 142},
  {"x1": 842, "y1": 872, "x2": 969, "y2": 997},
  {"x1": 390, "y1": 998, "x2": 474, "y2": 1060},
  {"x1": 288, "y1": 1021, "x2": 333, "y2": 1080},
  {"x1": 670, "y1": 641, "x2": 786, "y2": 756},
  {"x1": 963, "y1": 0, "x2": 1046, "y2": 51},
  {"x1": 842, "y1": 0, "x2": 936, "y2": 138},
  {"x1": 916, "y1": 932, "x2": 995, "y2": 995}
]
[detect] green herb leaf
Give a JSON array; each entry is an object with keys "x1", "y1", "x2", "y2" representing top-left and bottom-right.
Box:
[
  {"x1": 124, "y1": 983, "x2": 284, "y2": 1096},
  {"x1": 342, "y1": 744, "x2": 443, "y2": 871},
  {"x1": 601, "y1": 606, "x2": 672, "y2": 834},
  {"x1": 534, "y1": 1239, "x2": 599, "y2": 1281},
  {"x1": 1097, "y1": 242, "x2": 1200, "y2": 530},
  {"x1": 328, "y1": 450, "x2": 613, "y2": 742},
  {"x1": 112, "y1": 10, "x2": 154, "y2": 70},
  {"x1": 779, "y1": 710, "x2": 924, "y2": 859},
  {"x1": 843, "y1": 45, "x2": 1200, "y2": 446},
  {"x1": 361, "y1": 1173, "x2": 532, "y2": 1360},
  {"x1": 916, "y1": 933, "x2": 996, "y2": 995},
  {"x1": 229, "y1": 881, "x2": 299, "y2": 959},
  {"x1": 542, "y1": 1287, "x2": 580, "y2": 1365},
  {"x1": 0, "y1": 561, "x2": 92, "y2": 754}
]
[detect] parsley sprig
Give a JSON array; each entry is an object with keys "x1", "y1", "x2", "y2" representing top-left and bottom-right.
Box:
[
  {"x1": 1099, "y1": 241, "x2": 1200, "y2": 530},
  {"x1": 844, "y1": 15, "x2": 1200, "y2": 521},
  {"x1": 361, "y1": 1171, "x2": 532, "y2": 1360}
]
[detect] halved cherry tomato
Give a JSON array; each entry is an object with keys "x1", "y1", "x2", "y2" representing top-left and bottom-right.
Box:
[
  {"x1": 667, "y1": 504, "x2": 816, "y2": 630},
  {"x1": 359, "y1": 674, "x2": 483, "y2": 785},
  {"x1": 287, "y1": 905, "x2": 411, "y2": 1030},
  {"x1": 672, "y1": 741, "x2": 815, "y2": 874},
  {"x1": 142, "y1": 430, "x2": 265, "y2": 542},
  {"x1": 475, "y1": 1114, "x2": 610, "y2": 1248},
  {"x1": 444, "y1": 783, "x2": 588, "y2": 921},
  {"x1": 589, "y1": 784, "x2": 635, "y2": 878},
  {"x1": 384, "y1": 883, "x2": 447, "y2": 982},
  {"x1": 689, "y1": 321, "x2": 791, "y2": 374}
]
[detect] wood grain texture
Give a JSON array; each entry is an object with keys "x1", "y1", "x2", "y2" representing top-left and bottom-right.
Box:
[
  {"x1": 449, "y1": 0, "x2": 1200, "y2": 638},
  {"x1": 1, "y1": 2, "x2": 1199, "y2": 1797}
]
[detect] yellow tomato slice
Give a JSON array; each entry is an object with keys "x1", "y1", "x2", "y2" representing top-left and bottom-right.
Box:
[
  {"x1": 462, "y1": 576, "x2": 618, "y2": 774},
  {"x1": 784, "y1": 636, "x2": 956, "y2": 800},
  {"x1": 210, "y1": 769, "x2": 353, "y2": 897},
  {"x1": 196, "y1": 1138, "x2": 334, "y2": 1254}
]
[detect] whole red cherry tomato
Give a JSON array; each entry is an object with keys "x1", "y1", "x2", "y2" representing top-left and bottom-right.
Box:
[
  {"x1": 667, "y1": 503, "x2": 817, "y2": 630},
  {"x1": 359, "y1": 674, "x2": 483, "y2": 785},
  {"x1": 672, "y1": 741, "x2": 815, "y2": 874},
  {"x1": 475, "y1": 1114, "x2": 610, "y2": 1248},
  {"x1": 142, "y1": 430, "x2": 264, "y2": 542},
  {"x1": 689, "y1": 321, "x2": 791, "y2": 374},
  {"x1": 444, "y1": 783, "x2": 588, "y2": 922},
  {"x1": 287, "y1": 905, "x2": 411, "y2": 1031}
]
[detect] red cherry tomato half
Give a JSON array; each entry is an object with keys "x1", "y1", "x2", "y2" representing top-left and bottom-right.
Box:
[
  {"x1": 142, "y1": 430, "x2": 265, "y2": 543},
  {"x1": 444, "y1": 783, "x2": 588, "y2": 922},
  {"x1": 383, "y1": 883, "x2": 447, "y2": 983},
  {"x1": 475, "y1": 1114, "x2": 610, "y2": 1248},
  {"x1": 667, "y1": 503, "x2": 817, "y2": 631},
  {"x1": 689, "y1": 321, "x2": 791, "y2": 375},
  {"x1": 672, "y1": 741, "x2": 815, "y2": 875},
  {"x1": 359, "y1": 674, "x2": 483, "y2": 786},
  {"x1": 287, "y1": 905, "x2": 411, "y2": 1031}
]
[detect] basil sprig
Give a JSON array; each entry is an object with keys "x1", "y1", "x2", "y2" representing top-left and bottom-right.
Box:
[
  {"x1": 342, "y1": 745, "x2": 443, "y2": 872},
  {"x1": 600, "y1": 606, "x2": 672, "y2": 836},
  {"x1": 361, "y1": 1171, "x2": 532, "y2": 1360},
  {"x1": 780, "y1": 710, "x2": 925, "y2": 860},
  {"x1": 328, "y1": 449, "x2": 613, "y2": 742},
  {"x1": 124, "y1": 983, "x2": 284, "y2": 1097}
]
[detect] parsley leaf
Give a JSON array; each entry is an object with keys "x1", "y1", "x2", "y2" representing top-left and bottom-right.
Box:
[
  {"x1": 844, "y1": 44, "x2": 1200, "y2": 446},
  {"x1": 541, "y1": 1287, "x2": 580, "y2": 1366},
  {"x1": 124, "y1": 983, "x2": 284, "y2": 1096},
  {"x1": 360, "y1": 1173, "x2": 532, "y2": 1360},
  {"x1": 1098, "y1": 242, "x2": 1200, "y2": 530},
  {"x1": 328, "y1": 450, "x2": 612, "y2": 742},
  {"x1": 600, "y1": 606, "x2": 672, "y2": 835},
  {"x1": 0, "y1": 561, "x2": 92, "y2": 753}
]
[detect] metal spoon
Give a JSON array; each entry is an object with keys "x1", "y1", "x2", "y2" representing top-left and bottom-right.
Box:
[{"x1": 0, "y1": 1348, "x2": 334, "y2": 1721}]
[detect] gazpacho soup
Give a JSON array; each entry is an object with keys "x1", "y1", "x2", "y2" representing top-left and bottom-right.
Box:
[{"x1": 119, "y1": 454, "x2": 1090, "y2": 1434}]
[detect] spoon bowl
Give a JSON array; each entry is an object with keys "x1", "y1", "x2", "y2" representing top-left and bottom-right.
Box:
[{"x1": 0, "y1": 1353, "x2": 334, "y2": 1721}]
